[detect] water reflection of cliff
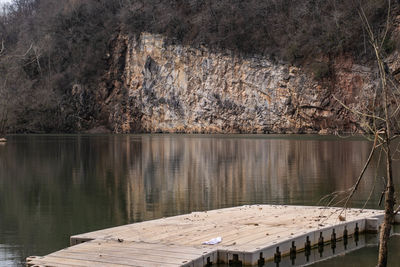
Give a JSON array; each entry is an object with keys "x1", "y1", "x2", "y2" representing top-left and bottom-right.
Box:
[
  {"x1": 124, "y1": 135, "x2": 392, "y2": 223},
  {"x1": 0, "y1": 135, "x2": 398, "y2": 264}
]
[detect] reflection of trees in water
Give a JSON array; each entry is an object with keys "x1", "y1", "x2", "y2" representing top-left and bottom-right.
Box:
[
  {"x1": 0, "y1": 136, "x2": 143, "y2": 260},
  {"x1": 125, "y1": 136, "x2": 393, "y2": 223},
  {"x1": 0, "y1": 136, "x2": 397, "y2": 263}
]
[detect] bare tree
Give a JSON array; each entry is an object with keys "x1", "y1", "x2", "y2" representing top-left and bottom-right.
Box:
[
  {"x1": 329, "y1": 1, "x2": 399, "y2": 266},
  {"x1": 360, "y1": 3, "x2": 399, "y2": 265}
]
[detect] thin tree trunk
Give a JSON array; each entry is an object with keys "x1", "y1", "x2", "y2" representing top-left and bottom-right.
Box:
[
  {"x1": 377, "y1": 145, "x2": 394, "y2": 267},
  {"x1": 377, "y1": 42, "x2": 395, "y2": 266}
]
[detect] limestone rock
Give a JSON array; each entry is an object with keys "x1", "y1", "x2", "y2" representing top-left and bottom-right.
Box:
[{"x1": 97, "y1": 33, "x2": 382, "y2": 134}]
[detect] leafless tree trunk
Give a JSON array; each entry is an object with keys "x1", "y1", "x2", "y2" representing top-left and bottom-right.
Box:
[
  {"x1": 332, "y1": 1, "x2": 399, "y2": 266},
  {"x1": 361, "y1": 2, "x2": 397, "y2": 265},
  {"x1": 328, "y1": 1, "x2": 399, "y2": 266}
]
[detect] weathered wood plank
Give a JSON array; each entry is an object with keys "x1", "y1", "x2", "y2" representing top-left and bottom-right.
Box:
[
  {"x1": 27, "y1": 255, "x2": 132, "y2": 267},
  {"x1": 46, "y1": 252, "x2": 182, "y2": 267},
  {"x1": 77, "y1": 241, "x2": 204, "y2": 254},
  {"x1": 63, "y1": 242, "x2": 207, "y2": 261}
]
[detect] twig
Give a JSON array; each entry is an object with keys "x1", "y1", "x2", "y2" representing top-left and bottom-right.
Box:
[
  {"x1": 0, "y1": 39, "x2": 4, "y2": 54},
  {"x1": 340, "y1": 131, "x2": 379, "y2": 214},
  {"x1": 380, "y1": 0, "x2": 391, "y2": 50},
  {"x1": 362, "y1": 147, "x2": 382, "y2": 210},
  {"x1": 332, "y1": 94, "x2": 385, "y2": 122},
  {"x1": 379, "y1": 175, "x2": 387, "y2": 206},
  {"x1": 394, "y1": 205, "x2": 400, "y2": 215}
]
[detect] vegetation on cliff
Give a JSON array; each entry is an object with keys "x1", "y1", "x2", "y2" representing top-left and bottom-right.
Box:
[{"x1": 0, "y1": 0, "x2": 397, "y2": 133}]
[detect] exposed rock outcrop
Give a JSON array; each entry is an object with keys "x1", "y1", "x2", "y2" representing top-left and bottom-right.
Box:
[{"x1": 93, "y1": 32, "x2": 384, "y2": 134}]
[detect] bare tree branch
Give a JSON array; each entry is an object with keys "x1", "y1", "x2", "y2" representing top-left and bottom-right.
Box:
[
  {"x1": 340, "y1": 131, "x2": 380, "y2": 212},
  {"x1": 362, "y1": 147, "x2": 383, "y2": 210},
  {"x1": 332, "y1": 94, "x2": 385, "y2": 122},
  {"x1": 0, "y1": 39, "x2": 4, "y2": 55},
  {"x1": 380, "y1": 0, "x2": 391, "y2": 50}
]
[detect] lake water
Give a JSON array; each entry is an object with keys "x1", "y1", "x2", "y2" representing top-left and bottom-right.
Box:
[{"x1": 0, "y1": 135, "x2": 399, "y2": 266}]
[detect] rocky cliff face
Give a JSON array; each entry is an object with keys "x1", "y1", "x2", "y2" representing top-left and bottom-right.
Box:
[{"x1": 85, "y1": 32, "x2": 399, "y2": 134}]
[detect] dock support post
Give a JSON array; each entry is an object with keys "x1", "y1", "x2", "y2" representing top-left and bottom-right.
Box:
[
  {"x1": 290, "y1": 241, "x2": 296, "y2": 265},
  {"x1": 257, "y1": 252, "x2": 265, "y2": 266},
  {"x1": 274, "y1": 247, "x2": 281, "y2": 264},
  {"x1": 228, "y1": 253, "x2": 242, "y2": 266},
  {"x1": 331, "y1": 229, "x2": 337, "y2": 253}
]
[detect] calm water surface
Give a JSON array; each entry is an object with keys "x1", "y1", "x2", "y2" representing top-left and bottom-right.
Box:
[{"x1": 0, "y1": 135, "x2": 399, "y2": 266}]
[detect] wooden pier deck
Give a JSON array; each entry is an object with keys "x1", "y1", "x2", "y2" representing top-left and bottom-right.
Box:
[{"x1": 26, "y1": 205, "x2": 386, "y2": 266}]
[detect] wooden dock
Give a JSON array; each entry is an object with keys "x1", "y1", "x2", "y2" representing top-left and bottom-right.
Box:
[{"x1": 26, "y1": 205, "x2": 387, "y2": 266}]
